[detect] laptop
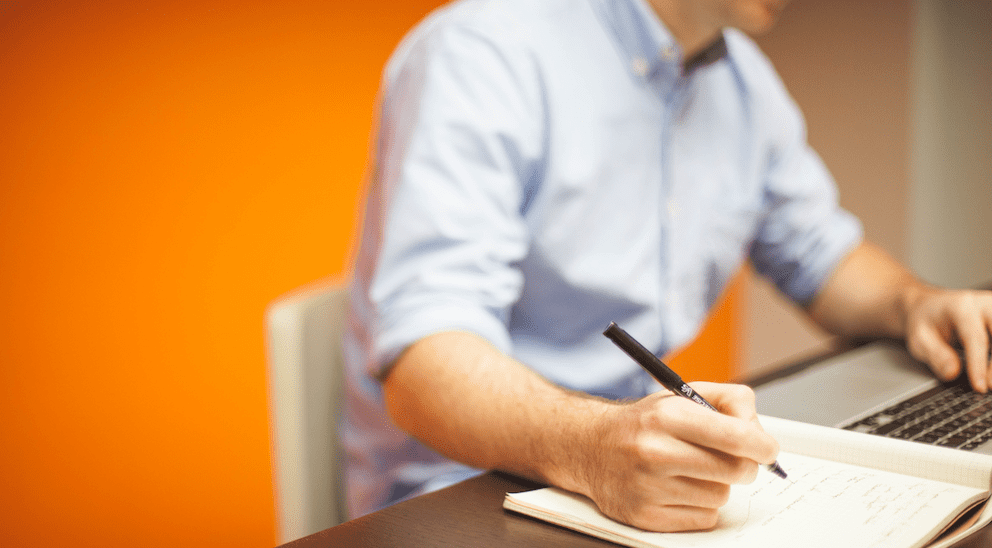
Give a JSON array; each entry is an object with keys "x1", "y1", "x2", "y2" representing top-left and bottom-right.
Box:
[{"x1": 753, "y1": 340, "x2": 992, "y2": 455}]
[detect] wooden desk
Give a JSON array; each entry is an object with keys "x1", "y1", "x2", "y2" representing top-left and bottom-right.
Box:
[
  {"x1": 282, "y1": 343, "x2": 992, "y2": 548},
  {"x1": 281, "y1": 471, "x2": 611, "y2": 547},
  {"x1": 281, "y1": 468, "x2": 992, "y2": 547}
]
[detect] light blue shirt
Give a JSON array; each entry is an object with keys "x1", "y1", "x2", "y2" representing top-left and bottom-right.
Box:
[{"x1": 343, "y1": 0, "x2": 862, "y2": 518}]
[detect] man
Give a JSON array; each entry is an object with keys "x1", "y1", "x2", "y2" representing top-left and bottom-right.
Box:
[{"x1": 342, "y1": 0, "x2": 992, "y2": 531}]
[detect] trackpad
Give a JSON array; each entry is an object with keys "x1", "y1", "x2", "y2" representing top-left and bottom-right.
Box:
[{"x1": 754, "y1": 342, "x2": 935, "y2": 427}]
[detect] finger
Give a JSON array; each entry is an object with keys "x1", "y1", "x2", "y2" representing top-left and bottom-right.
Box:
[
  {"x1": 911, "y1": 324, "x2": 961, "y2": 381},
  {"x1": 639, "y1": 475, "x2": 732, "y2": 510},
  {"x1": 986, "y1": 307, "x2": 992, "y2": 389},
  {"x1": 640, "y1": 431, "x2": 761, "y2": 485},
  {"x1": 624, "y1": 503, "x2": 721, "y2": 533},
  {"x1": 616, "y1": 480, "x2": 726, "y2": 533},
  {"x1": 691, "y1": 382, "x2": 758, "y2": 421},
  {"x1": 681, "y1": 452, "x2": 758, "y2": 486},
  {"x1": 689, "y1": 382, "x2": 776, "y2": 444},
  {"x1": 596, "y1": 470, "x2": 728, "y2": 532},
  {"x1": 955, "y1": 311, "x2": 991, "y2": 393},
  {"x1": 659, "y1": 399, "x2": 778, "y2": 468}
]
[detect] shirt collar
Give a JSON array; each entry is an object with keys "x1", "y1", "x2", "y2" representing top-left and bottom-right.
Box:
[
  {"x1": 684, "y1": 33, "x2": 728, "y2": 73},
  {"x1": 591, "y1": 0, "x2": 729, "y2": 80}
]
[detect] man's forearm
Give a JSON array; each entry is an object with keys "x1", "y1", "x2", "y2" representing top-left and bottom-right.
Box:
[
  {"x1": 381, "y1": 330, "x2": 610, "y2": 493},
  {"x1": 807, "y1": 240, "x2": 928, "y2": 340}
]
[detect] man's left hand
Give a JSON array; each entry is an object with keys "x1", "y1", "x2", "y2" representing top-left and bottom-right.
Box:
[{"x1": 904, "y1": 287, "x2": 992, "y2": 392}]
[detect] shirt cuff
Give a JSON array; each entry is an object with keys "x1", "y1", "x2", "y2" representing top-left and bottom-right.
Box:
[
  {"x1": 782, "y1": 212, "x2": 864, "y2": 304},
  {"x1": 371, "y1": 302, "x2": 513, "y2": 379}
]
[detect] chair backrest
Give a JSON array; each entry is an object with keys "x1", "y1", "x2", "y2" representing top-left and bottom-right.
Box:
[{"x1": 265, "y1": 282, "x2": 349, "y2": 544}]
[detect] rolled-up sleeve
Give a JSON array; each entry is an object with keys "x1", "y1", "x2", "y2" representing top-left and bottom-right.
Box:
[
  {"x1": 358, "y1": 19, "x2": 546, "y2": 376},
  {"x1": 749, "y1": 78, "x2": 863, "y2": 304}
]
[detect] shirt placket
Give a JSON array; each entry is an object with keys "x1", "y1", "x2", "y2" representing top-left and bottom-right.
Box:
[{"x1": 657, "y1": 56, "x2": 695, "y2": 351}]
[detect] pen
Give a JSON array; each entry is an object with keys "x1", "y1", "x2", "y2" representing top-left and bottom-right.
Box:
[{"x1": 603, "y1": 321, "x2": 788, "y2": 480}]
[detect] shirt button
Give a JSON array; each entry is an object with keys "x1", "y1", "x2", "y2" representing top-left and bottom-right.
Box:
[
  {"x1": 661, "y1": 45, "x2": 677, "y2": 61},
  {"x1": 632, "y1": 57, "x2": 649, "y2": 77}
]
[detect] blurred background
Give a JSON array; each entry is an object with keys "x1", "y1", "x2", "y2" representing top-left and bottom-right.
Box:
[{"x1": 1, "y1": 1, "x2": 988, "y2": 546}]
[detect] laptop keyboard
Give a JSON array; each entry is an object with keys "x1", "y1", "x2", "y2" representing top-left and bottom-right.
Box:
[{"x1": 843, "y1": 382, "x2": 992, "y2": 451}]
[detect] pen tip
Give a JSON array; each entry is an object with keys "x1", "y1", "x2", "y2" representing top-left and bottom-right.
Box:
[{"x1": 768, "y1": 462, "x2": 788, "y2": 480}]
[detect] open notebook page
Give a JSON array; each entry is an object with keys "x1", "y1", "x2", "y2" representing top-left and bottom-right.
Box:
[
  {"x1": 761, "y1": 415, "x2": 992, "y2": 548},
  {"x1": 506, "y1": 452, "x2": 987, "y2": 548}
]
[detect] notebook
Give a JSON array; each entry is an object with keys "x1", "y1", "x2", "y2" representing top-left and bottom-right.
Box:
[{"x1": 504, "y1": 415, "x2": 992, "y2": 548}]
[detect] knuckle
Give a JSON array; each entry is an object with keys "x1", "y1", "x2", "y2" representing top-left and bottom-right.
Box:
[
  {"x1": 736, "y1": 460, "x2": 759, "y2": 484},
  {"x1": 651, "y1": 394, "x2": 681, "y2": 419},
  {"x1": 630, "y1": 432, "x2": 661, "y2": 463},
  {"x1": 712, "y1": 483, "x2": 732, "y2": 507},
  {"x1": 731, "y1": 384, "x2": 756, "y2": 403},
  {"x1": 696, "y1": 509, "x2": 720, "y2": 530}
]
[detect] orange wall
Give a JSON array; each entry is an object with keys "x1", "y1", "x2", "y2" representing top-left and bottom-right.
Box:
[
  {"x1": 0, "y1": 1, "x2": 448, "y2": 546},
  {"x1": 0, "y1": 1, "x2": 736, "y2": 547},
  {"x1": 667, "y1": 273, "x2": 741, "y2": 384}
]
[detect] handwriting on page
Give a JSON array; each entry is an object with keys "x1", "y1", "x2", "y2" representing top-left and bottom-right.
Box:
[{"x1": 675, "y1": 453, "x2": 981, "y2": 548}]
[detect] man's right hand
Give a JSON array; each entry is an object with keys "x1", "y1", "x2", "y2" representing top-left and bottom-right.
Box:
[{"x1": 572, "y1": 382, "x2": 780, "y2": 532}]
